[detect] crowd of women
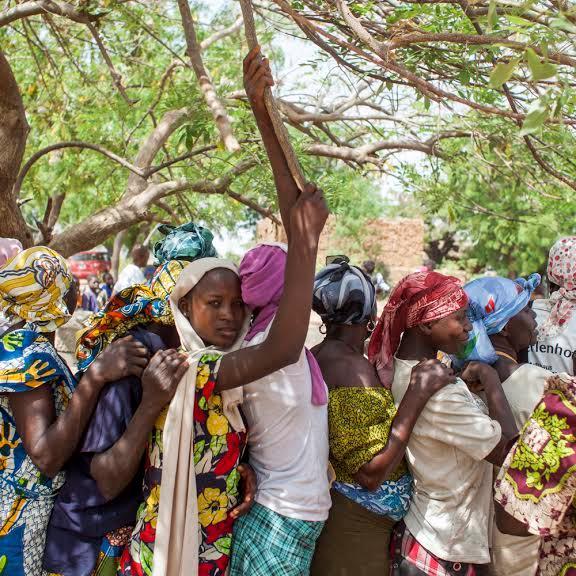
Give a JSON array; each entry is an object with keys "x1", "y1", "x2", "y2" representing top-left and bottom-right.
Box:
[{"x1": 0, "y1": 46, "x2": 575, "y2": 576}]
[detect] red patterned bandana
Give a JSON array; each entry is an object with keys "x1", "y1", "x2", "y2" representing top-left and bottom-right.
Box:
[{"x1": 368, "y1": 271, "x2": 468, "y2": 387}]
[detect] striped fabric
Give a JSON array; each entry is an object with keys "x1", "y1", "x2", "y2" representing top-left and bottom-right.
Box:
[
  {"x1": 391, "y1": 522, "x2": 480, "y2": 576},
  {"x1": 229, "y1": 503, "x2": 324, "y2": 576}
]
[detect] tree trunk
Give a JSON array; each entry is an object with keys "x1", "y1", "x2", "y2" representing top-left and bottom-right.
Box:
[{"x1": 0, "y1": 50, "x2": 32, "y2": 246}]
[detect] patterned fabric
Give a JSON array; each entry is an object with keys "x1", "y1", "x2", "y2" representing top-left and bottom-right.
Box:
[
  {"x1": 0, "y1": 239, "x2": 22, "y2": 268},
  {"x1": 456, "y1": 274, "x2": 540, "y2": 366},
  {"x1": 494, "y1": 373, "x2": 576, "y2": 536},
  {"x1": 76, "y1": 285, "x2": 172, "y2": 371},
  {"x1": 45, "y1": 525, "x2": 133, "y2": 576},
  {"x1": 0, "y1": 329, "x2": 76, "y2": 576},
  {"x1": 494, "y1": 373, "x2": 576, "y2": 576},
  {"x1": 148, "y1": 260, "x2": 187, "y2": 302},
  {"x1": 118, "y1": 353, "x2": 246, "y2": 576},
  {"x1": 313, "y1": 261, "x2": 376, "y2": 325},
  {"x1": 539, "y1": 237, "x2": 576, "y2": 340},
  {"x1": 328, "y1": 387, "x2": 406, "y2": 480},
  {"x1": 229, "y1": 502, "x2": 324, "y2": 576},
  {"x1": 0, "y1": 246, "x2": 72, "y2": 333},
  {"x1": 368, "y1": 271, "x2": 468, "y2": 387},
  {"x1": 332, "y1": 475, "x2": 412, "y2": 521},
  {"x1": 152, "y1": 222, "x2": 216, "y2": 265},
  {"x1": 390, "y1": 522, "x2": 480, "y2": 576},
  {"x1": 239, "y1": 244, "x2": 327, "y2": 406}
]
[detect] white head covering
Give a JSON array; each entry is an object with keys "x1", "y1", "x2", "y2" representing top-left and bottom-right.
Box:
[{"x1": 153, "y1": 257, "x2": 248, "y2": 576}]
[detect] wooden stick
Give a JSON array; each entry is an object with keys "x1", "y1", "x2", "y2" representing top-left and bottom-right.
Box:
[{"x1": 239, "y1": 0, "x2": 306, "y2": 191}]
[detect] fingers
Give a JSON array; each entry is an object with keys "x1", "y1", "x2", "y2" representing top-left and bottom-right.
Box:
[
  {"x1": 243, "y1": 44, "x2": 261, "y2": 72},
  {"x1": 250, "y1": 63, "x2": 274, "y2": 89},
  {"x1": 172, "y1": 356, "x2": 190, "y2": 383},
  {"x1": 230, "y1": 463, "x2": 256, "y2": 519},
  {"x1": 303, "y1": 182, "x2": 318, "y2": 195}
]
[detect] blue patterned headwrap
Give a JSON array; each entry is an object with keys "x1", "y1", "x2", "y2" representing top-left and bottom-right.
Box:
[
  {"x1": 152, "y1": 222, "x2": 217, "y2": 265},
  {"x1": 455, "y1": 273, "x2": 540, "y2": 365}
]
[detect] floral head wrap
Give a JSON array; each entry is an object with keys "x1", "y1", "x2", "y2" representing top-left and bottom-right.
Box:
[
  {"x1": 455, "y1": 273, "x2": 540, "y2": 365},
  {"x1": 0, "y1": 246, "x2": 72, "y2": 333},
  {"x1": 313, "y1": 260, "x2": 376, "y2": 325},
  {"x1": 77, "y1": 222, "x2": 216, "y2": 370},
  {"x1": 538, "y1": 237, "x2": 576, "y2": 340},
  {"x1": 368, "y1": 271, "x2": 468, "y2": 387}
]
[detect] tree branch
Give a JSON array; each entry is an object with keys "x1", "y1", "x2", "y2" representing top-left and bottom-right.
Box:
[
  {"x1": 177, "y1": 0, "x2": 240, "y2": 152},
  {"x1": 200, "y1": 15, "x2": 243, "y2": 50},
  {"x1": 0, "y1": 0, "x2": 101, "y2": 27},
  {"x1": 13, "y1": 141, "x2": 147, "y2": 197}
]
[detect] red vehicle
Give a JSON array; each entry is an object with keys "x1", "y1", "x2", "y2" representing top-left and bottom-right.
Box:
[{"x1": 68, "y1": 249, "x2": 111, "y2": 280}]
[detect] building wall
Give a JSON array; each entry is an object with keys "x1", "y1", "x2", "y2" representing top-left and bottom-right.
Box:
[{"x1": 256, "y1": 215, "x2": 425, "y2": 286}]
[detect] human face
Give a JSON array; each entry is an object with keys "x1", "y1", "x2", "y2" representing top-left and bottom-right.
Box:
[
  {"x1": 179, "y1": 268, "x2": 246, "y2": 348},
  {"x1": 88, "y1": 276, "x2": 100, "y2": 292},
  {"x1": 504, "y1": 305, "x2": 538, "y2": 350},
  {"x1": 103, "y1": 272, "x2": 114, "y2": 287},
  {"x1": 423, "y1": 305, "x2": 472, "y2": 354}
]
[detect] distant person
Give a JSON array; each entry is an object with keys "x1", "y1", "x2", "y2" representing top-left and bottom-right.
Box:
[
  {"x1": 81, "y1": 275, "x2": 100, "y2": 313},
  {"x1": 114, "y1": 245, "x2": 149, "y2": 293},
  {"x1": 529, "y1": 236, "x2": 576, "y2": 375},
  {"x1": 362, "y1": 260, "x2": 390, "y2": 296},
  {"x1": 97, "y1": 272, "x2": 114, "y2": 308}
]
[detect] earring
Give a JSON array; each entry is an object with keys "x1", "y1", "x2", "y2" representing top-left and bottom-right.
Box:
[
  {"x1": 319, "y1": 323, "x2": 327, "y2": 334},
  {"x1": 367, "y1": 320, "x2": 376, "y2": 333}
]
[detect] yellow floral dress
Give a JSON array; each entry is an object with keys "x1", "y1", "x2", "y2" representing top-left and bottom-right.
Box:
[{"x1": 118, "y1": 353, "x2": 246, "y2": 576}]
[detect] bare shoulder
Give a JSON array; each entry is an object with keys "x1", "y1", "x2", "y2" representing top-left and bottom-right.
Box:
[{"x1": 314, "y1": 343, "x2": 382, "y2": 390}]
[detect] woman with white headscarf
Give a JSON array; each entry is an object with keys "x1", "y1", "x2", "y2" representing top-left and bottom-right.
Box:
[{"x1": 529, "y1": 236, "x2": 576, "y2": 375}]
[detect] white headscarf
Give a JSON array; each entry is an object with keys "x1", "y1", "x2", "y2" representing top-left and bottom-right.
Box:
[{"x1": 153, "y1": 257, "x2": 249, "y2": 576}]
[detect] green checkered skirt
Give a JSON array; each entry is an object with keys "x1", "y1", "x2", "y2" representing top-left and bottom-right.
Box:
[{"x1": 229, "y1": 503, "x2": 325, "y2": 576}]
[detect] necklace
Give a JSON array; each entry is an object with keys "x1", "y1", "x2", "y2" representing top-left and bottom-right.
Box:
[{"x1": 496, "y1": 350, "x2": 518, "y2": 364}]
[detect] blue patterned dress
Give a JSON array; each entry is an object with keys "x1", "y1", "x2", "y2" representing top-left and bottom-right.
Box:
[{"x1": 0, "y1": 330, "x2": 76, "y2": 576}]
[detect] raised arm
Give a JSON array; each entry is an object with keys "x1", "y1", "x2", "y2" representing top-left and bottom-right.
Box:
[
  {"x1": 216, "y1": 183, "x2": 328, "y2": 391},
  {"x1": 90, "y1": 349, "x2": 188, "y2": 500},
  {"x1": 354, "y1": 360, "x2": 455, "y2": 491},
  {"x1": 9, "y1": 337, "x2": 149, "y2": 478},
  {"x1": 244, "y1": 46, "x2": 300, "y2": 239}
]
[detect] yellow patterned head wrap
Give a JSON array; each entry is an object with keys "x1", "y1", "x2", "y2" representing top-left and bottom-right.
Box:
[{"x1": 0, "y1": 246, "x2": 72, "y2": 333}]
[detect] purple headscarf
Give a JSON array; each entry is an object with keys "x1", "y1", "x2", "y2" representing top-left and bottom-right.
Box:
[
  {"x1": 239, "y1": 244, "x2": 327, "y2": 406},
  {"x1": 0, "y1": 238, "x2": 23, "y2": 268}
]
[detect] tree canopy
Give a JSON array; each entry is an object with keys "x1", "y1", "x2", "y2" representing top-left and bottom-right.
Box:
[{"x1": 1, "y1": 0, "x2": 575, "y2": 276}]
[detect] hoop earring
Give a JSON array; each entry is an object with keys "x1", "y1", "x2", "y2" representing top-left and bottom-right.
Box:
[
  {"x1": 367, "y1": 320, "x2": 376, "y2": 333},
  {"x1": 319, "y1": 323, "x2": 327, "y2": 335}
]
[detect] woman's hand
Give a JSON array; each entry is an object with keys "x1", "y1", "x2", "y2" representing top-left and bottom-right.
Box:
[
  {"x1": 140, "y1": 349, "x2": 189, "y2": 414},
  {"x1": 230, "y1": 463, "x2": 257, "y2": 520},
  {"x1": 408, "y1": 359, "x2": 456, "y2": 399},
  {"x1": 290, "y1": 183, "x2": 329, "y2": 250},
  {"x1": 460, "y1": 361, "x2": 499, "y2": 393},
  {"x1": 87, "y1": 336, "x2": 150, "y2": 387},
  {"x1": 243, "y1": 45, "x2": 274, "y2": 111}
]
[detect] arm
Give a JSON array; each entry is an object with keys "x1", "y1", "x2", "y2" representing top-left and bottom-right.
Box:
[
  {"x1": 495, "y1": 502, "x2": 531, "y2": 537},
  {"x1": 217, "y1": 183, "x2": 328, "y2": 391},
  {"x1": 9, "y1": 337, "x2": 149, "y2": 477},
  {"x1": 90, "y1": 349, "x2": 188, "y2": 501},
  {"x1": 244, "y1": 46, "x2": 299, "y2": 239},
  {"x1": 461, "y1": 362, "x2": 518, "y2": 466},
  {"x1": 354, "y1": 359, "x2": 456, "y2": 491}
]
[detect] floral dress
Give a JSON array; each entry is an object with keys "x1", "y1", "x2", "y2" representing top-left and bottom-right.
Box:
[
  {"x1": 494, "y1": 373, "x2": 576, "y2": 576},
  {"x1": 0, "y1": 330, "x2": 76, "y2": 576},
  {"x1": 119, "y1": 353, "x2": 246, "y2": 576}
]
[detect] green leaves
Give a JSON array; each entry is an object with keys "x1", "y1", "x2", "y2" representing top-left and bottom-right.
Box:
[
  {"x1": 525, "y1": 48, "x2": 557, "y2": 81},
  {"x1": 520, "y1": 95, "x2": 551, "y2": 135},
  {"x1": 487, "y1": 0, "x2": 498, "y2": 30},
  {"x1": 489, "y1": 59, "x2": 519, "y2": 88}
]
